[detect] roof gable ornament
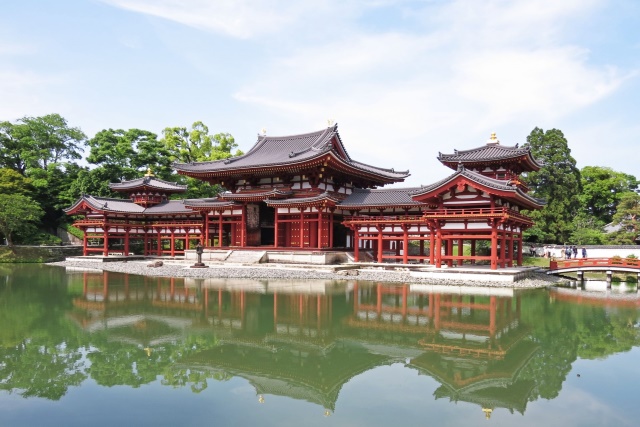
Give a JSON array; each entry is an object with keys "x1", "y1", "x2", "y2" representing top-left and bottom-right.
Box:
[
  {"x1": 487, "y1": 132, "x2": 500, "y2": 145},
  {"x1": 144, "y1": 167, "x2": 154, "y2": 177},
  {"x1": 457, "y1": 162, "x2": 464, "y2": 172}
]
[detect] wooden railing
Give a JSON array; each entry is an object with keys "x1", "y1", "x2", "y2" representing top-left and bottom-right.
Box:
[
  {"x1": 345, "y1": 207, "x2": 532, "y2": 224},
  {"x1": 550, "y1": 258, "x2": 640, "y2": 270}
]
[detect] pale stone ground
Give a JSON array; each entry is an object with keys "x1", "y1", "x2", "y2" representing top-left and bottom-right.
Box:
[{"x1": 49, "y1": 259, "x2": 565, "y2": 288}]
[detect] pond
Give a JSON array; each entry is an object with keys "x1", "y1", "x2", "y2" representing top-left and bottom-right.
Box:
[{"x1": 1, "y1": 264, "x2": 639, "y2": 427}]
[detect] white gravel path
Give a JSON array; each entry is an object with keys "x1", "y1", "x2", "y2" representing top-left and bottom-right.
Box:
[{"x1": 48, "y1": 259, "x2": 564, "y2": 288}]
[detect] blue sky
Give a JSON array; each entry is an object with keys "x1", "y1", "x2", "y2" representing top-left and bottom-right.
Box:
[{"x1": 2, "y1": 0, "x2": 639, "y2": 186}]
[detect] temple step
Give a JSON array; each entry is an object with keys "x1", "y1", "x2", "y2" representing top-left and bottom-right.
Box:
[{"x1": 225, "y1": 250, "x2": 267, "y2": 264}]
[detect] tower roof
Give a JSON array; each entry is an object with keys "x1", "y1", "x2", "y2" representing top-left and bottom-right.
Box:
[{"x1": 438, "y1": 133, "x2": 542, "y2": 172}]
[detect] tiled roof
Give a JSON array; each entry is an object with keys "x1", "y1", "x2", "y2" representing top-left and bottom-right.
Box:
[
  {"x1": 265, "y1": 192, "x2": 342, "y2": 207},
  {"x1": 182, "y1": 198, "x2": 239, "y2": 208},
  {"x1": 338, "y1": 187, "x2": 424, "y2": 208},
  {"x1": 145, "y1": 200, "x2": 196, "y2": 214},
  {"x1": 438, "y1": 143, "x2": 541, "y2": 169},
  {"x1": 410, "y1": 169, "x2": 545, "y2": 207},
  {"x1": 65, "y1": 195, "x2": 199, "y2": 215},
  {"x1": 220, "y1": 188, "x2": 293, "y2": 200},
  {"x1": 80, "y1": 196, "x2": 145, "y2": 213},
  {"x1": 109, "y1": 176, "x2": 187, "y2": 192},
  {"x1": 173, "y1": 124, "x2": 409, "y2": 181}
]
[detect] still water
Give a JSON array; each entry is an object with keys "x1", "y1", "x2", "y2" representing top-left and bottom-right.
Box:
[{"x1": 1, "y1": 264, "x2": 639, "y2": 427}]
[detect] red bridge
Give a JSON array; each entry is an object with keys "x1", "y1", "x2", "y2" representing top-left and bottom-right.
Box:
[{"x1": 548, "y1": 257, "x2": 640, "y2": 277}]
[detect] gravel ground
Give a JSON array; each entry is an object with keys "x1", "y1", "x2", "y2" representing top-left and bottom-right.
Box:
[{"x1": 48, "y1": 259, "x2": 565, "y2": 288}]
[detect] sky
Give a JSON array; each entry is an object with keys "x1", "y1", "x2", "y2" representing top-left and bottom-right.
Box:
[{"x1": 2, "y1": 0, "x2": 639, "y2": 186}]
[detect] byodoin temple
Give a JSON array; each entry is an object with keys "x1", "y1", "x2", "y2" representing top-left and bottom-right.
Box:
[{"x1": 65, "y1": 125, "x2": 544, "y2": 269}]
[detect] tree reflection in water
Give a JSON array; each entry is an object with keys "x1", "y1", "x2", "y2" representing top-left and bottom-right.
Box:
[{"x1": 0, "y1": 264, "x2": 639, "y2": 416}]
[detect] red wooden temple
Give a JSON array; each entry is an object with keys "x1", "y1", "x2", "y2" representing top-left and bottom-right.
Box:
[{"x1": 66, "y1": 126, "x2": 543, "y2": 269}]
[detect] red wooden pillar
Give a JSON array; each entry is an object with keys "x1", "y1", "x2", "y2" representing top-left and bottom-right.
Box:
[
  {"x1": 435, "y1": 227, "x2": 442, "y2": 268},
  {"x1": 447, "y1": 238, "x2": 453, "y2": 267},
  {"x1": 317, "y1": 210, "x2": 322, "y2": 249},
  {"x1": 170, "y1": 228, "x2": 176, "y2": 257},
  {"x1": 241, "y1": 204, "x2": 246, "y2": 247},
  {"x1": 83, "y1": 230, "x2": 88, "y2": 256},
  {"x1": 490, "y1": 221, "x2": 498, "y2": 270},
  {"x1": 457, "y1": 239, "x2": 463, "y2": 266},
  {"x1": 508, "y1": 230, "x2": 514, "y2": 267},
  {"x1": 377, "y1": 225, "x2": 383, "y2": 263},
  {"x1": 429, "y1": 228, "x2": 435, "y2": 265},
  {"x1": 353, "y1": 226, "x2": 360, "y2": 262},
  {"x1": 185, "y1": 228, "x2": 190, "y2": 252},
  {"x1": 274, "y1": 208, "x2": 279, "y2": 248},
  {"x1": 204, "y1": 213, "x2": 209, "y2": 246},
  {"x1": 299, "y1": 208, "x2": 305, "y2": 248},
  {"x1": 102, "y1": 218, "x2": 108, "y2": 256},
  {"x1": 218, "y1": 211, "x2": 223, "y2": 247},
  {"x1": 157, "y1": 229, "x2": 162, "y2": 256},
  {"x1": 500, "y1": 227, "x2": 506, "y2": 268},
  {"x1": 402, "y1": 225, "x2": 409, "y2": 264}
]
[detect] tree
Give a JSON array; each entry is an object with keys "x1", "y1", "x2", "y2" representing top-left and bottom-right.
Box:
[
  {"x1": 86, "y1": 128, "x2": 173, "y2": 181},
  {"x1": 0, "y1": 194, "x2": 44, "y2": 245},
  {"x1": 523, "y1": 128, "x2": 581, "y2": 243},
  {"x1": 607, "y1": 191, "x2": 640, "y2": 244},
  {"x1": 0, "y1": 168, "x2": 35, "y2": 197},
  {"x1": 579, "y1": 166, "x2": 638, "y2": 224},
  {"x1": 161, "y1": 121, "x2": 241, "y2": 164},
  {"x1": 161, "y1": 122, "x2": 242, "y2": 198},
  {"x1": 0, "y1": 114, "x2": 86, "y2": 175}
]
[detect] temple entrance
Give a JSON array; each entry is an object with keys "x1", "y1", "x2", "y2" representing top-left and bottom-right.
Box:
[{"x1": 259, "y1": 203, "x2": 275, "y2": 246}]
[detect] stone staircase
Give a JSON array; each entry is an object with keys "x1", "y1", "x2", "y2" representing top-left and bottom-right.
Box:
[{"x1": 224, "y1": 250, "x2": 267, "y2": 264}]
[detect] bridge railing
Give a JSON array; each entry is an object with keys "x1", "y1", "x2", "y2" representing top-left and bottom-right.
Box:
[{"x1": 550, "y1": 258, "x2": 640, "y2": 270}]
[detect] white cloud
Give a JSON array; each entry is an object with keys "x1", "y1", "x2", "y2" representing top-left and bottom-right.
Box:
[{"x1": 100, "y1": 0, "x2": 337, "y2": 39}]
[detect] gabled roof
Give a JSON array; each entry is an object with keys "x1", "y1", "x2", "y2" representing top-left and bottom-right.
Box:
[
  {"x1": 173, "y1": 124, "x2": 409, "y2": 183},
  {"x1": 410, "y1": 168, "x2": 545, "y2": 210},
  {"x1": 338, "y1": 187, "x2": 424, "y2": 209},
  {"x1": 109, "y1": 175, "x2": 187, "y2": 193},
  {"x1": 64, "y1": 195, "x2": 198, "y2": 215},
  {"x1": 438, "y1": 135, "x2": 541, "y2": 171}
]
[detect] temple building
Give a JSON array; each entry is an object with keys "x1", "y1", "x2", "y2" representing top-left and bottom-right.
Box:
[{"x1": 66, "y1": 125, "x2": 544, "y2": 269}]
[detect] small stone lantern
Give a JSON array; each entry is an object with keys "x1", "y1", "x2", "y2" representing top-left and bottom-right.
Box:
[{"x1": 191, "y1": 242, "x2": 208, "y2": 268}]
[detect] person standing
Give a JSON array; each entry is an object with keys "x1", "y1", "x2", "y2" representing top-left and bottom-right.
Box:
[
  {"x1": 572, "y1": 246, "x2": 578, "y2": 258},
  {"x1": 582, "y1": 247, "x2": 587, "y2": 258}
]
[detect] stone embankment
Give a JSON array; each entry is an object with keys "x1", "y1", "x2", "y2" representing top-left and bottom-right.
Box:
[{"x1": 49, "y1": 259, "x2": 564, "y2": 288}]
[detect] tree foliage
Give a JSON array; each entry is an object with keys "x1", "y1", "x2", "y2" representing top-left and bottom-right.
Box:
[
  {"x1": 523, "y1": 128, "x2": 581, "y2": 243},
  {"x1": 0, "y1": 194, "x2": 44, "y2": 245},
  {"x1": 607, "y1": 191, "x2": 640, "y2": 244},
  {"x1": 579, "y1": 166, "x2": 638, "y2": 224},
  {"x1": 161, "y1": 121, "x2": 241, "y2": 164}
]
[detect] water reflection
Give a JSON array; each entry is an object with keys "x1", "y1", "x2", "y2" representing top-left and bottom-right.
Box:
[{"x1": 1, "y1": 264, "x2": 639, "y2": 422}]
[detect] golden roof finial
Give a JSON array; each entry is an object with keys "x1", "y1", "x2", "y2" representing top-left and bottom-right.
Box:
[
  {"x1": 258, "y1": 395, "x2": 265, "y2": 404},
  {"x1": 327, "y1": 119, "x2": 334, "y2": 127},
  {"x1": 261, "y1": 128, "x2": 267, "y2": 135},
  {"x1": 487, "y1": 132, "x2": 499, "y2": 145},
  {"x1": 482, "y1": 408, "x2": 493, "y2": 419},
  {"x1": 144, "y1": 167, "x2": 154, "y2": 177}
]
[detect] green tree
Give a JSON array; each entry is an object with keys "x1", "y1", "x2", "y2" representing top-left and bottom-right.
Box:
[
  {"x1": 579, "y1": 166, "x2": 638, "y2": 224},
  {"x1": 86, "y1": 128, "x2": 173, "y2": 181},
  {"x1": 162, "y1": 121, "x2": 240, "y2": 164},
  {"x1": 607, "y1": 191, "x2": 640, "y2": 244},
  {"x1": 0, "y1": 194, "x2": 44, "y2": 245},
  {"x1": 0, "y1": 168, "x2": 35, "y2": 197},
  {"x1": 523, "y1": 128, "x2": 581, "y2": 243},
  {"x1": 0, "y1": 114, "x2": 86, "y2": 175},
  {"x1": 161, "y1": 122, "x2": 242, "y2": 198},
  {"x1": 570, "y1": 213, "x2": 606, "y2": 245}
]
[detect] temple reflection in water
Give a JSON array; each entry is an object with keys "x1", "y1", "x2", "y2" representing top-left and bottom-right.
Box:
[{"x1": 67, "y1": 268, "x2": 543, "y2": 417}]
